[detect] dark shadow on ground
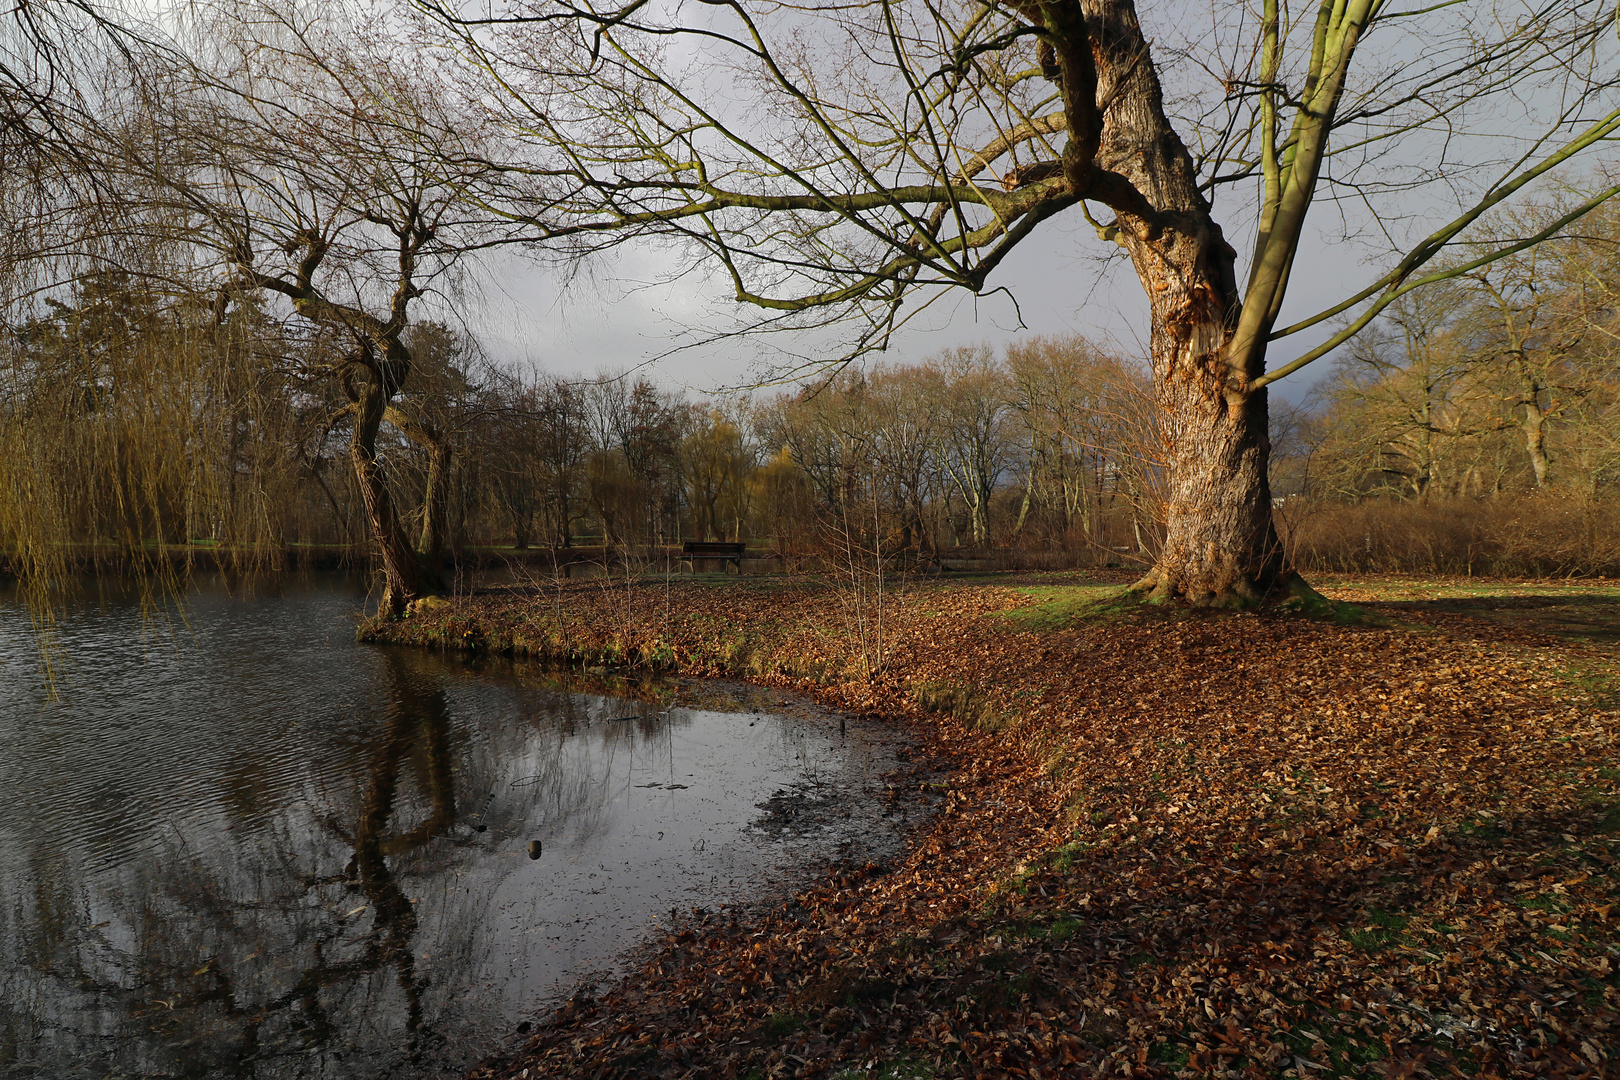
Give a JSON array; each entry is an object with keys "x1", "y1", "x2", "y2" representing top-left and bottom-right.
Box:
[{"x1": 1361, "y1": 592, "x2": 1620, "y2": 645}]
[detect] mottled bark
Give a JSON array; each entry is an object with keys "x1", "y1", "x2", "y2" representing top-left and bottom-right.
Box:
[
  {"x1": 1122, "y1": 235, "x2": 1288, "y2": 603},
  {"x1": 1071, "y1": 0, "x2": 1290, "y2": 604},
  {"x1": 1146, "y1": 361, "x2": 1286, "y2": 602},
  {"x1": 1524, "y1": 412, "x2": 1550, "y2": 486},
  {"x1": 1517, "y1": 375, "x2": 1552, "y2": 487}
]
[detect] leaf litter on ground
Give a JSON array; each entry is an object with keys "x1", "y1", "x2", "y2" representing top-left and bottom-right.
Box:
[{"x1": 368, "y1": 571, "x2": 1620, "y2": 1079}]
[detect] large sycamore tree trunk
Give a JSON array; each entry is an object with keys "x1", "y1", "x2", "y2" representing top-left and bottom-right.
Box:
[
  {"x1": 1143, "y1": 315, "x2": 1286, "y2": 605},
  {"x1": 1120, "y1": 232, "x2": 1287, "y2": 605},
  {"x1": 1038, "y1": 0, "x2": 1300, "y2": 605}
]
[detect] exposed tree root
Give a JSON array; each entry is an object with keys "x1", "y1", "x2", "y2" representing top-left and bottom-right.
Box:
[{"x1": 1118, "y1": 567, "x2": 1378, "y2": 621}]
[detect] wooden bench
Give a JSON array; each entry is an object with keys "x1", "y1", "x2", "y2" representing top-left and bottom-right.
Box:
[{"x1": 681, "y1": 541, "x2": 747, "y2": 572}]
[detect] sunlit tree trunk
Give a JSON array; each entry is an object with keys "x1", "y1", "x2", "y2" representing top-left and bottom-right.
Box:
[
  {"x1": 1515, "y1": 370, "x2": 1553, "y2": 487},
  {"x1": 1070, "y1": 0, "x2": 1292, "y2": 604},
  {"x1": 1116, "y1": 229, "x2": 1286, "y2": 602}
]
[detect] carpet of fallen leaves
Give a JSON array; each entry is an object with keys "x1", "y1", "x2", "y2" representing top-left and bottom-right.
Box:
[{"x1": 367, "y1": 572, "x2": 1620, "y2": 1079}]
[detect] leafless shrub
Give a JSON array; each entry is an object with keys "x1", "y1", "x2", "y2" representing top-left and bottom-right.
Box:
[{"x1": 1283, "y1": 494, "x2": 1620, "y2": 577}]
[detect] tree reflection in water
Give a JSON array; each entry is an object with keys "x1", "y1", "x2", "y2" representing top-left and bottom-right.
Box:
[
  {"x1": 1, "y1": 642, "x2": 679, "y2": 1079},
  {"x1": 3, "y1": 647, "x2": 528, "y2": 1075},
  {"x1": 0, "y1": 584, "x2": 882, "y2": 1080}
]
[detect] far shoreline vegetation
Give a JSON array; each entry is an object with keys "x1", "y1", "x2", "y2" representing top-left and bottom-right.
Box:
[{"x1": 3, "y1": 274, "x2": 1618, "y2": 604}]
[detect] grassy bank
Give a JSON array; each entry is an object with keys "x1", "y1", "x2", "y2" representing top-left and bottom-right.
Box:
[{"x1": 364, "y1": 571, "x2": 1620, "y2": 1079}]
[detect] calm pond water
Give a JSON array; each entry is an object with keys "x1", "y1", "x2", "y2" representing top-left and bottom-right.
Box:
[{"x1": 0, "y1": 576, "x2": 904, "y2": 1079}]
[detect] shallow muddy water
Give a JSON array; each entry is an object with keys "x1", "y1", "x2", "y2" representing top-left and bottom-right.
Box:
[{"x1": 0, "y1": 577, "x2": 906, "y2": 1079}]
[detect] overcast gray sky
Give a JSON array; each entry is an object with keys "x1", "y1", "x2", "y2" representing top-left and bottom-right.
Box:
[{"x1": 465, "y1": 203, "x2": 1376, "y2": 407}]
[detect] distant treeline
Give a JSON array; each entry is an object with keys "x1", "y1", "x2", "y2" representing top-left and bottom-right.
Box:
[{"x1": 3, "y1": 251, "x2": 1618, "y2": 581}]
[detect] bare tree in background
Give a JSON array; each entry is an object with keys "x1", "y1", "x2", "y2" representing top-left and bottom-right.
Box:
[
  {"x1": 1456, "y1": 201, "x2": 1620, "y2": 490},
  {"x1": 929, "y1": 347, "x2": 1016, "y2": 546},
  {"x1": 1312, "y1": 287, "x2": 1491, "y2": 501},
  {"x1": 1006, "y1": 335, "x2": 1159, "y2": 554},
  {"x1": 865, "y1": 365, "x2": 944, "y2": 556}
]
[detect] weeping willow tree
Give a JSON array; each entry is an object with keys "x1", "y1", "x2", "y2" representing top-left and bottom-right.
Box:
[
  {"x1": 121, "y1": 2, "x2": 531, "y2": 615},
  {"x1": 0, "y1": 2, "x2": 308, "y2": 640},
  {"x1": 0, "y1": 269, "x2": 306, "y2": 602},
  {"x1": 0, "y1": 0, "x2": 537, "y2": 620}
]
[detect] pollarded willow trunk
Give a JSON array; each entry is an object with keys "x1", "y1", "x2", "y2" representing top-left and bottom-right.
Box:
[
  {"x1": 351, "y1": 372, "x2": 427, "y2": 618},
  {"x1": 382, "y1": 403, "x2": 452, "y2": 590}
]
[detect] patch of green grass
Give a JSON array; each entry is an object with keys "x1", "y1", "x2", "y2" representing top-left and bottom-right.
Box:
[
  {"x1": 830, "y1": 1055, "x2": 937, "y2": 1080},
  {"x1": 1593, "y1": 801, "x2": 1620, "y2": 834},
  {"x1": 1563, "y1": 663, "x2": 1620, "y2": 709},
  {"x1": 1272, "y1": 576, "x2": 1382, "y2": 624},
  {"x1": 1284, "y1": 1024, "x2": 1388, "y2": 1073},
  {"x1": 1003, "y1": 576, "x2": 1385, "y2": 626},
  {"x1": 1456, "y1": 819, "x2": 1508, "y2": 842},
  {"x1": 1005, "y1": 915, "x2": 1084, "y2": 942},
  {"x1": 1045, "y1": 838, "x2": 1098, "y2": 874},
  {"x1": 1343, "y1": 908, "x2": 1412, "y2": 953},
  {"x1": 885, "y1": 934, "x2": 928, "y2": 959},
  {"x1": 910, "y1": 680, "x2": 1005, "y2": 732},
  {"x1": 1147, "y1": 1039, "x2": 1191, "y2": 1068},
  {"x1": 1519, "y1": 892, "x2": 1574, "y2": 915},
  {"x1": 1001, "y1": 584, "x2": 1131, "y2": 629}
]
